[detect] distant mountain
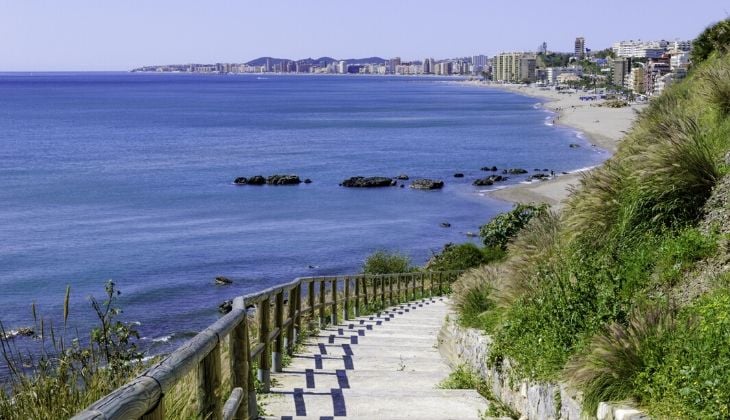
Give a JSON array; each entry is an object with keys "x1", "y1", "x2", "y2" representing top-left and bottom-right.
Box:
[{"x1": 245, "y1": 56, "x2": 387, "y2": 67}]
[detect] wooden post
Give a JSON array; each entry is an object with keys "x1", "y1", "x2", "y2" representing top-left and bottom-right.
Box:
[
  {"x1": 344, "y1": 276, "x2": 350, "y2": 320},
  {"x1": 331, "y1": 277, "x2": 338, "y2": 325},
  {"x1": 363, "y1": 276, "x2": 369, "y2": 308},
  {"x1": 354, "y1": 276, "x2": 361, "y2": 317},
  {"x1": 273, "y1": 292, "x2": 284, "y2": 372},
  {"x1": 319, "y1": 278, "x2": 326, "y2": 327},
  {"x1": 198, "y1": 342, "x2": 222, "y2": 420},
  {"x1": 308, "y1": 281, "x2": 315, "y2": 318},
  {"x1": 231, "y1": 298, "x2": 252, "y2": 420},
  {"x1": 257, "y1": 297, "x2": 271, "y2": 391},
  {"x1": 295, "y1": 284, "x2": 302, "y2": 341},
  {"x1": 389, "y1": 275, "x2": 394, "y2": 304},
  {"x1": 438, "y1": 272, "x2": 443, "y2": 295},
  {"x1": 141, "y1": 401, "x2": 164, "y2": 420},
  {"x1": 287, "y1": 287, "x2": 297, "y2": 355},
  {"x1": 429, "y1": 272, "x2": 433, "y2": 297}
]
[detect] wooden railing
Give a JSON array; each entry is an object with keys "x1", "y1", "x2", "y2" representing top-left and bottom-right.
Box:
[{"x1": 72, "y1": 270, "x2": 464, "y2": 420}]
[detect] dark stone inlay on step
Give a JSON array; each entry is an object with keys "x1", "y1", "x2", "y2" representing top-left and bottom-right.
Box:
[
  {"x1": 318, "y1": 343, "x2": 327, "y2": 355},
  {"x1": 376, "y1": 320, "x2": 382, "y2": 325},
  {"x1": 348, "y1": 324, "x2": 354, "y2": 329},
  {"x1": 343, "y1": 355, "x2": 354, "y2": 370},
  {"x1": 328, "y1": 335, "x2": 335, "y2": 344},
  {"x1": 405, "y1": 309, "x2": 410, "y2": 312},
  {"x1": 305, "y1": 369, "x2": 315, "y2": 389},
  {"x1": 331, "y1": 388, "x2": 347, "y2": 416},
  {"x1": 314, "y1": 354, "x2": 323, "y2": 369},
  {"x1": 357, "y1": 330, "x2": 365, "y2": 336},
  {"x1": 282, "y1": 416, "x2": 293, "y2": 420},
  {"x1": 336, "y1": 369, "x2": 350, "y2": 389},
  {"x1": 366, "y1": 324, "x2": 373, "y2": 330},
  {"x1": 350, "y1": 335, "x2": 358, "y2": 345},
  {"x1": 294, "y1": 388, "x2": 306, "y2": 416},
  {"x1": 338, "y1": 328, "x2": 344, "y2": 335},
  {"x1": 342, "y1": 344, "x2": 353, "y2": 356},
  {"x1": 359, "y1": 320, "x2": 365, "y2": 324}
]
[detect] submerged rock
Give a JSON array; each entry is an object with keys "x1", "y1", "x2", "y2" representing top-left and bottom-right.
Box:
[
  {"x1": 480, "y1": 166, "x2": 498, "y2": 172},
  {"x1": 440, "y1": 222, "x2": 451, "y2": 228},
  {"x1": 234, "y1": 175, "x2": 266, "y2": 185},
  {"x1": 394, "y1": 174, "x2": 409, "y2": 180},
  {"x1": 410, "y1": 179, "x2": 444, "y2": 190},
  {"x1": 234, "y1": 177, "x2": 248, "y2": 185},
  {"x1": 503, "y1": 168, "x2": 528, "y2": 175},
  {"x1": 215, "y1": 276, "x2": 233, "y2": 285},
  {"x1": 569, "y1": 143, "x2": 581, "y2": 148},
  {"x1": 304, "y1": 178, "x2": 312, "y2": 184},
  {"x1": 473, "y1": 178, "x2": 494, "y2": 186},
  {"x1": 219, "y1": 300, "x2": 233, "y2": 314},
  {"x1": 267, "y1": 174, "x2": 302, "y2": 185},
  {"x1": 341, "y1": 176, "x2": 395, "y2": 188},
  {"x1": 528, "y1": 173, "x2": 551, "y2": 181},
  {"x1": 453, "y1": 173, "x2": 465, "y2": 178}
]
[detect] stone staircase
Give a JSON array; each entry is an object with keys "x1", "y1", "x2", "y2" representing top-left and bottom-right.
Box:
[{"x1": 262, "y1": 298, "x2": 489, "y2": 419}]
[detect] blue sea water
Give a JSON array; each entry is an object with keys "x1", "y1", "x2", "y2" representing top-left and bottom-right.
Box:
[{"x1": 0, "y1": 73, "x2": 604, "y2": 356}]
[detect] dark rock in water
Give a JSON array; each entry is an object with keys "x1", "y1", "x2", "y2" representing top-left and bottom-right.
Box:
[
  {"x1": 543, "y1": 168, "x2": 549, "y2": 172},
  {"x1": 247, "y1": 175, "x2": 266, "y2": 185},
  {"x1": 410, "y1": 179, "x2": 444, "y2": 190},
  {"x1": 400, "y1": 184, "x2": 405, "y2": 188},
  {"x1": 267, "y1": 174, "x2": 302, "y2": 185},
  {"x1": 440, "y1": 222, "x2": 451, "y2": 228},
  {"x1": 219, "y1": 300, "x2": 233, "y2": 314},
  {"x1": 528, "y1": 173, "x2": 550, "y2": 181},
  {"x1": 481, "y1": 166, "x2": 498, "y2": 172},
  {"x1": 569, "y1": 143, "x2": 581, "y2": 148},
  {"x1": 390, "y1": 179, "x2": 398, "y2": 186},
  {"x1": 394, "y1": 174, "x2": 409, "y2": 180},
  {"x1": 341, "y1": 176, "x2": 394, "y2": 188},
  {"x1": 473, "y1": 177, "x2": 494, "y2": 186},
  {"x1": 453, "y1": 173, "x2": 464, "y2": 178},
  {"x1": 465, "y1": 232, "x2": 478, "y2": 237},
  {"x1": 534, "y1": 168, "x2": 540, "y2": 172},
  {"x1": 303, "y1": 178, "x2": 312, "y2": 184},
  {"x1": 215, "y1": 276, "x2": 233, "y2": 285},
  {"x1": 503, "y1": 168, "x2": 528, "y2": 175},
  {"x1": 234, "y1": 177, "x2": 248, "y2": 185}
]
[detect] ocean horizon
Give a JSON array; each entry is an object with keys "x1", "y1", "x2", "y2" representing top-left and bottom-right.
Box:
[{"x1": 0, "y1": 73, "x2": 605, "y2": 362}]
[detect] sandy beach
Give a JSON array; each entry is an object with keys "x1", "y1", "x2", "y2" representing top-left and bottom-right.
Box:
[{"x1": 466, "y1": 82, "x2": 644, "y2": 209}]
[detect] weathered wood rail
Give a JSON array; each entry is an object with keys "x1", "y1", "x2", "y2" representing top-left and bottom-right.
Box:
[{"x1": 72, "y1": 270, "x2": 463, "y2": 420}]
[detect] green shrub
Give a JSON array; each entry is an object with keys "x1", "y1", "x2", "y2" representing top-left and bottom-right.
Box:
[
  {"x1": 426, "y1": 242, "x2": 504, "y2": 272},
  {"x1": 653, "y1": 228, "x2": 718, "y2": 286},
  {"x1": 479, "y1": 203, "x2": 548, "y2": 250},
  {"x1": 691, "y1": 18, "x2": 730, "y2": 65},
  {"x1": 362, "y1": 250, "x2": 413, "y2": 274}
]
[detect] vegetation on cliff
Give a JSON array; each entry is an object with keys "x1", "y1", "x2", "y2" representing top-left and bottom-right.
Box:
[{"x1": 451, "y1": 19, "x2": 730, "y2": 417}]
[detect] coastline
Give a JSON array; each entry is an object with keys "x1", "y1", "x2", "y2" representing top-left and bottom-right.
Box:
[{"x1": 463, "y1": 81, "x2": 644, "y2": 209}]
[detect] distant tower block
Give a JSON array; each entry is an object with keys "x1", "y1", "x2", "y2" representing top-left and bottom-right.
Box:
[{"x1": 575, "y1": 37, "x2": 586, "y2": 59}]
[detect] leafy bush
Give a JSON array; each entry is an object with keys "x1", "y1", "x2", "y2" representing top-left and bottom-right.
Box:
[
  {"x1": 362, "y1": 250, "x2": 413, "y2": 274},
  {"x1": 691, "y1": 18, "x2": 730, "y2": 65},
  {"x1": 479, "y1": 204, "x2": 548, "y2": 250},
  {"x1": 426, "y1": 242, "x2": 504, "y2": 272}
]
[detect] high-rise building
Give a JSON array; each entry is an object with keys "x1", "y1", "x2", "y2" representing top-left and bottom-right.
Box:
[
  {"x1": 538, "y1": 42, "x2": 548, "y2": 54},
  {"x1": 472, "y1": 55, "x2": 488, "y2": 74},
  {"x1": 337, "y1": 60, "x2": 347, "y2": 74},
  {"x1": 423, "y1": 58, "x2": 434, "y2": 74},
  {"x1": 610, "y1": 57, "x2": 631, "y2": 86},
  {"x1": 492, "y1": 52, "x2": 536, "y2": 83},
  {"x1": 574, "y1": 37, "x2": 586, "y2": 59}
]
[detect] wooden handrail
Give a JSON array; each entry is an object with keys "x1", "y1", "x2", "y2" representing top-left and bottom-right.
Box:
[{"x1": 72, "y1": 270, "x2": 464, "y2": 420}]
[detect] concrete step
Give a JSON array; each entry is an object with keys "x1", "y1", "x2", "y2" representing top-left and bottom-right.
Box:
[
  {"x1": 271, "y1": 369, "x2": 450, "y2": 391},
  {"x1": 263, "y1": 389, "x2": 487, "y2": 419},
  {"x1": 285, "y1": 354, "x2": 448, "y2": 372}
]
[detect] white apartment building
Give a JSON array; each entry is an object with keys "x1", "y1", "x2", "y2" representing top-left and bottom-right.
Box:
[
  {"x1": 546, "y1": 66, "x2": 583, "y2": 85},
  {"x1": 612, "y1": 40, "x2": 680, "y2": 58}
]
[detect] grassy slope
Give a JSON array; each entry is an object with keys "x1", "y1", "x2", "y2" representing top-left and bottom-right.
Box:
[{"x1": 452, "y1": 51, "x2": 730, "y2": 417}]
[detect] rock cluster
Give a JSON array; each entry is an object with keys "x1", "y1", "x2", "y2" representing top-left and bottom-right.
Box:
[
  {"x1": 480, "y1": 166, "x2": 498, "y2": 172},
  {"x1": 234, "y1": 175, "x2": 303, "y2": 185},
  {"x1": 473, "y1": 175, "x2": 507, "y2": 186},
  {"x1": 503, "y1": 168, "x2": 528, "y2": 174},
  {"x1": 410, "y1": 179, "x2": 444, "y2": 190},
  {"x1": 341, "y1": 176, "x2": 396, "y2": 187}
]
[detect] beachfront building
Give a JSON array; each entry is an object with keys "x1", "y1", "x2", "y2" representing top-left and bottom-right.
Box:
[
  {"x1": 611, "y1": 39, "x2": 687, "y2": 59},
  {"x1": 472, "y1": 55, "x2": 489, "y2": 74},
  {"x1": 546, "y1": 66, "x2": 583, "y2": 85},
  {"x1": 492, "y1": 52, "x2": 536, "y2": 83},
  {"x1": 610, "y1": 57, "x2": 631, "y2": 87},
  {"x1": 626, "y1": 66, "x2": 646, "y2": 94},
  {"x1": 575, "y1": 37, "x2": 586, "y2": 59},
  {"x1": 645, "y1": 59, "x2": 672, "y2": 96}
]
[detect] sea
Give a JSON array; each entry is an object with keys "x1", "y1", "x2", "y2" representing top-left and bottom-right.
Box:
[{"x1": 0, "y1": 73, "x2": 605, "y2": 362}]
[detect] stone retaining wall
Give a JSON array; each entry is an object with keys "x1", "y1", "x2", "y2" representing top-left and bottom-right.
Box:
[{"x1": 438, "y1": 316, "x2": 648, "y2": 420}]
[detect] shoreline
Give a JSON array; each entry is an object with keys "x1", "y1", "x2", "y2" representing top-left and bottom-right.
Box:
[{"x1": 463, "y1": 81, "x2": 644, "y2": 209}]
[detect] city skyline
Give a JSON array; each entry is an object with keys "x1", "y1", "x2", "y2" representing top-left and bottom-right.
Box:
[{"x1": 0, "y1": 0, "x2": 727, "y2": 71}]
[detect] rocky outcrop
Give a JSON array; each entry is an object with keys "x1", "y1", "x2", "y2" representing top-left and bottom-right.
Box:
[
  {"x1": 234, "y1": 175, "x2": 266, "y2": 185},
  {"x1": 394, "y1": 174, "x2": 410, "y2": 180},
  {"x1": 503, "y1": 168, "x2": 528, "y2": 175},
  {"x1": 410, "y1": 179, "x2": 444, "y2": 190},
  {"x1": 267, "y1": 174, "x2": 302, "y2": 185},
  {"x1": 528, "y1": 173, "x2": 550, "y2": 181},
  {"x1": 481, "y1": 166, "x2": 498, "y2": 172},
  {"x1": 219, "y1": 300, "x2": 233, "y2": 314},
  {"x1": 453, "y1": 173, "x2": 465, "y2": 178},
  {"x1": 473, "y1": 175, "x2": 507, "y2": 186},
  {"x1": 341, "y1": 176, "x2": 395, "y2": 188},
  {"x1": 215, "y1": 276, "x2": 233, "y2": 285}
]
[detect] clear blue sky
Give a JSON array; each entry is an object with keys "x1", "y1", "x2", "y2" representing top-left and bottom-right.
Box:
[{"x1": 1, "y1": 0, "x2": 727, "y2": 71}]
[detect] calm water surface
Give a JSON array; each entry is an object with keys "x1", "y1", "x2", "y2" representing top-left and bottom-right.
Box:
[{"x1": 0, "y1": 73, "x2": 605, "y2": 357}]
